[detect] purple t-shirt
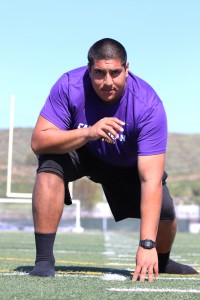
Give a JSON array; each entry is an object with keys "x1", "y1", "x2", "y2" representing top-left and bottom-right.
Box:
[{"x1": 40, "y1": 66, "x2": 167, "y2": 167}]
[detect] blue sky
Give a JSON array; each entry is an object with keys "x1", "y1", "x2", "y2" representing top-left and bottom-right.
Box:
[{"x1": 0, "y1": 0, "x2": 199, "y2": 133}]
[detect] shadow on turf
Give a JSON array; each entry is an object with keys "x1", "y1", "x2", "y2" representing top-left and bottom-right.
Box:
[{"x1": 14, "y1": 265, "x2": 133, "y2": 279}]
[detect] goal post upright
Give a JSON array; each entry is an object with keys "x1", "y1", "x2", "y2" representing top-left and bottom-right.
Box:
[
  {"x1": 6, "y1": 95, "x2": 15, "y2": 197},
  {"x1": 6, "y1": 95, "x2": 32, "y2": 198},
  {"x1": 4, "y1": 95, "x2": 83, "y2": 232}
]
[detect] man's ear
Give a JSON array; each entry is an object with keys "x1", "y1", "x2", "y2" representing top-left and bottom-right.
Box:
[
  {"x1": 88, "y1": 64, "x2": 91, "y2": 76},
  {"x1": 125, "y1": 62, "x2": 129, "y2": 77}
]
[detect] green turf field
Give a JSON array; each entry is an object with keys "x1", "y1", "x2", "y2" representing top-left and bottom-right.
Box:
[{"x1": 0, "y1": 230, "x2": 200, "y2": 300}]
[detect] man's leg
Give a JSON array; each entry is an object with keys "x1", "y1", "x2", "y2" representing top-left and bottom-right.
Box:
[
  {"x1": 156, "y1": 218, "x2": 177, "y2": 253},
  {"x1": 30, "y1": 172, "x2": 65, "y2": 277},
  {"x1": 156, "y1": 206, "x2": 198, "y2": 274}
]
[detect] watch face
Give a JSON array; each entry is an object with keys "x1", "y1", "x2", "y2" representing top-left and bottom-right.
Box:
[
  {"x1": 145, "y1": 240, "x2": 152, "y2": 248},
  {"x1": 140, "y1": 239, "x2": 156, "y2": 249}
]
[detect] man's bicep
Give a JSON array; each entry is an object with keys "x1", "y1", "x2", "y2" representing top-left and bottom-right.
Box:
[
  {"x1": 33, "y1": 115, "x2": 60, "y2": 132},
  {"x1": 137, "y1": 102, "x2": 168, "y2": 156},
  {"x1": 31, "y1": 115, "x2": 60, "y2": 145},
  {"x1": 137, "y1": 154, "x2": 165, "y2": 182}
]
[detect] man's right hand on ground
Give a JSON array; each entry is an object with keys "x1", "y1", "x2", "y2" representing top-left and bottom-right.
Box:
[{"x1": 132, "y1": 247, "x2": 159, "y2": 282}]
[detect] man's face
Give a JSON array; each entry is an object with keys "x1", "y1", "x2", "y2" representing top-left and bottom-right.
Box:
[{"x1": 89, "y1": 59, "x2": 129, "y2": 104}]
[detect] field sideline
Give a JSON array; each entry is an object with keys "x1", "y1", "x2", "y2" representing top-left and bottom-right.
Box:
[{"x1": 0, "y1": 230, "x2": 200, "y2": 300}]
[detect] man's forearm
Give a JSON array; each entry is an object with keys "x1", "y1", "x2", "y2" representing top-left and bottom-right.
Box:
[
  {"x1": 140, "y1": 181, "x2": 162, "y2": 241},
  {"x1": 31, "y1": 127, "x2": 91, "y2": 155}
]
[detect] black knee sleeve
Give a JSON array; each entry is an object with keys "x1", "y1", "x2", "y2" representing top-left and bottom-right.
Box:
[
  {"x1": 36, "y1": 153, "x2": 78, "y2": 206},
  {"x1": 160, "y1": 184, "x2": 176, "y2": 220}
]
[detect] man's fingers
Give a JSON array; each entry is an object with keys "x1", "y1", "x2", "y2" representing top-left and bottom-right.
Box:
[
  {"x1": 107, "y1": 117, "x2": 125, "y2": 126},
  {"x1": 94, "y1": 120, "x2": 124, "y2": 141},
  {"x1": 132, "y1": 267, "x2": 147, "y2": 282},
  {"x1": 154, "y1": 263, "x2": 159, "y2": 280},
  {"x1": 139, "y1": 273, "x2": 146, "y2": 282},
  {"x1": 139, "y1": 267, "x2": 147, "y2": 282},
  {"x1": 101, "y1": 118, "x2": 125, "y2": 133},
  {"x1": 148, "y1": 267, "x2": 154, "y2": 282},
  {"x1": 132, "y1": 267, "x2": 159, "y2": 282},
  {"x1": 132, "y1": 266, "x2": 140, "y2": 282}
]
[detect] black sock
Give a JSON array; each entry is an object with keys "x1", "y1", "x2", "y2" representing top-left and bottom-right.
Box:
[
  {"x1": 158, "y1": 252, "x2": 170, "y2": 272},
  {"x1": 29, "y1": 232, "x2": 56, "y2": 277},
  {"x1": 34, "y1": 232, "x2": 56, "y2": 263},
  {"x1": 158, "y1": 251, "x2": 198, "y2": 274}
]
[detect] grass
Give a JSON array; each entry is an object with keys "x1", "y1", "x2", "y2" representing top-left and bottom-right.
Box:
[{"x1": 0, "y1": 230, "x2": 200, "y2": 299}]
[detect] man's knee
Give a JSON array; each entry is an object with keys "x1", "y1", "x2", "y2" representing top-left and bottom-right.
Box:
[
  {"x1": 34, "y1": 172, "x2": 64, "y2": 194},
  {"x1": 160, "y1": 184, "x2": 176, "y2": 221},
  {"x1": 160, "y1": 202, "x2": 176, "y2": 220}
]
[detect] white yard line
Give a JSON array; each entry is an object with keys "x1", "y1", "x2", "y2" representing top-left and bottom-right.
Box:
[
  {"x1": 108, "y1": 287, "x2": 200, "y2": 293},
  {"x1": 108, "y1": 257, "x2": 133, "y2": 261},
  {"x1": 1, "y1": 271, "x2": 200, "y2": 281},
  {"x1": 0, "y1": 272, "x2": 99, "y2": 278},
  {"x1": 159, "y1": 276, "x2": 200, "y2": 280}
]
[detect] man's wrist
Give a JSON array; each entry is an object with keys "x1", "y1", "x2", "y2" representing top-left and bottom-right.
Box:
[{"x1": 139, "y1": 239, "x2": 156, "y2": 249}]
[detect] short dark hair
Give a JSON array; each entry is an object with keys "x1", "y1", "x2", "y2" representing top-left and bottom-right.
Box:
[{"x1": 87, "y1": 38, "x2": 127, "y2": 69}]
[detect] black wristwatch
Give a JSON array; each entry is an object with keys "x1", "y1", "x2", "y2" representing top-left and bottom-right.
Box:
[{"x1": 139, "y1": 239, "x2": 156, "y2": 249}]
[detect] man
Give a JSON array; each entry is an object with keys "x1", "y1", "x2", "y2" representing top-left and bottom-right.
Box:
[{"x1": 30, "y1": 38, "x2": 197, "y2": 281}]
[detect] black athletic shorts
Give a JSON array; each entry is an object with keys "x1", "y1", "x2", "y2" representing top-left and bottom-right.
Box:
[{"x1": 37, "y1": 147, "x2": 175, "y2": 222}]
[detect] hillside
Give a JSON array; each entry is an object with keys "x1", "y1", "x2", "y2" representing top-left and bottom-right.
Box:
[{"x1": 0, "y1": 128, "x2": 200, "y2": 205}]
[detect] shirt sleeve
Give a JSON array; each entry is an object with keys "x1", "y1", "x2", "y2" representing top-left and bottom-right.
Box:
[
  {"x1": 137, "y1": 100, "x2": 168, "y2": 156},
  {"x1": 40, "y1": 74, "x2": 72, "y2": 130}
]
